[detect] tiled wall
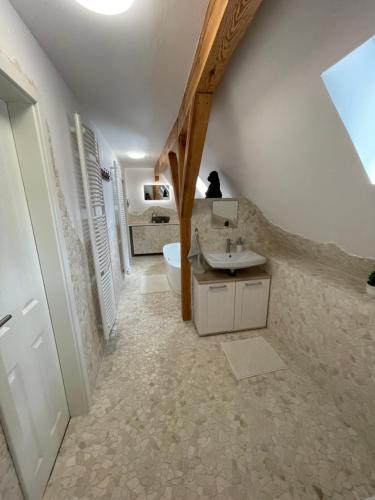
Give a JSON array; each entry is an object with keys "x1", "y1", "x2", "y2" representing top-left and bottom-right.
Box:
[
  {"x1": 192, "y1": 198, "x2": 374, "y2": 280},
  {"x1": 129, "y1": 206, "x2": 180, "y2": 255},
  {"x1": 128, "y1": 206, "x2": 179, "y2": 225},
  {"x1": 131, "y1": 225, "x2": 180, "y2": 255},
  {"x1": 267, "y1": 254, "x2": 375, "y2": 449},
  {"x1": 0, "y1": 427, "x2": 22, "y2": 500},
  {"x1": 193, "y1": 198, "x2": 375, "y2": 450},
  {"x1": 192, "y1": 198, "x2": 272, "y2": 256},
  {"x1": 51, "y1": 152, "x2": 104, "y2": 391}
]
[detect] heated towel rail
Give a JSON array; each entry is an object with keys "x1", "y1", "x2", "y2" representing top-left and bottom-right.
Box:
[{"x1": 74, "y1": 113, "x2": 116, "y2": 340}]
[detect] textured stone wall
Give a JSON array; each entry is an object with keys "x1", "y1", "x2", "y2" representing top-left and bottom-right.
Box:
[
  {"x1": 193, "y1": 198, "x2": 375, "y2": 281},
  {"x1": 131, "y1": 224, "x2": 180, "y2": 255},
  {"x1": 49, "y1": 128, "x2": 104, "y2": 392},
  {"x1": 128, "y1": 205, "x2": 179, "y2": 225},
  {"x1": 267, "y1": 253, "x2": 375, "y2": 449},
  {"x1": 0, "y1": 427, "x2": 22, "y2": 500},
  {"x1": 192, "y1": 198, "x2": 273, "y2": 256},
  {"x1": 193, "y1": 197, "x2": 375, "y2": 449},
  {"x1": 129, "y1": 206, "x2": 180, "y2": 255}
]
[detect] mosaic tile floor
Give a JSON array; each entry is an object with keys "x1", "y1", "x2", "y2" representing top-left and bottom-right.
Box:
[{"x1": 44, "y1": 256, "x2": 375, "y2": 500}]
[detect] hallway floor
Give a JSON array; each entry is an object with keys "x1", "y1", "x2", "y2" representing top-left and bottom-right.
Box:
[{"x1": 45, "y1": 257, "x2": 375, "y2": 500}]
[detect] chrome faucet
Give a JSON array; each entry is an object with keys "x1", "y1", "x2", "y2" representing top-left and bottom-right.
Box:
[{"x1": 226, "y1": 238, "x2": 232, "y2": 254}]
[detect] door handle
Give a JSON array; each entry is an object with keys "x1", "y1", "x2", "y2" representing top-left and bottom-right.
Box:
[
  {"x1": 245, "y1": 282, "x2": 262, "y2": 287},
  {"x1": 0, "y1": 315, "x2": 12, "y2": 328},
  {"x1": 209, "y1": 285, "x2": 227, "y2": 290}
]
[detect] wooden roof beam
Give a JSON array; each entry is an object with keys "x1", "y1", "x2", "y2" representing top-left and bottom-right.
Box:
[
  {"x1": 154, "y1": 0, "x2": 263, "y2": 175},
  {"x1": 154, "y1": 0, "x2": 264, "y2": 320},
  {"x1": 155, "y1": 120, "x2": 178, "y2": 175}
]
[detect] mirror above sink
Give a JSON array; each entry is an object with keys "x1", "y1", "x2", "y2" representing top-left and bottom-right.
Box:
[
  {"x1": 211, "y1": 200, "x2": 239, "y2": 228},
  {"x1": 144, "y1": 184, "x2": 170, "y2": 201}
]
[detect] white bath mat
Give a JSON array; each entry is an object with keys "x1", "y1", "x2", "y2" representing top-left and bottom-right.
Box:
[
  {"x1": 140, "y1": 274, "x2": 171, "y2": 294},
  {"x1": 221, "y1": 337, "x2": 287, "y2": 381}
]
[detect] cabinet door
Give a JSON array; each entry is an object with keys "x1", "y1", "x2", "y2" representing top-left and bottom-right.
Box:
[
  {"x1": 194, "y1": 281, "x2": 235, "y2": 335},
  {"x1": 234, "y1": 279, "x2": 270, "y2": 331}
]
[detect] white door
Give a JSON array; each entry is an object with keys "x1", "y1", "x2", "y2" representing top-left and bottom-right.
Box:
[
  {"x1": 0, "y1": 100, "x2": 69, "y2": 500},
  {"x1": 234, "y1": 279, "x2": 270, "y2": 331}
]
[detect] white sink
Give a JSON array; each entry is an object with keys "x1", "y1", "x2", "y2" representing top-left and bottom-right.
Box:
[{"x1": 203, "y1": 250, "x2": 266, "y2": 271}]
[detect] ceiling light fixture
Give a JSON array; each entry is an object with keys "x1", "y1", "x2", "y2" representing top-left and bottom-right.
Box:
[
  {"x1": 127, "y1": 151, "x2": 146, "y2": 160},
  {"x1": 75, "y1": 0, "x2": 134, "y2": 16}
]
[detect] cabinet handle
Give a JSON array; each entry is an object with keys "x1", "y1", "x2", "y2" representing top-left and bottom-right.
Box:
[
  {"x1": 209, "y1": 285, "x2": 227, "y2": 290},
  {"x1": 245, "y1": 281, "x2": 262, "y2": 287}
]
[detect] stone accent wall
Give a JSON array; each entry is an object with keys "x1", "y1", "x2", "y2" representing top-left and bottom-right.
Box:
[
  {"x1": 0, "y1": 426, "x2": 22, "y2": 500},
  {"x1": 131, "y1": 224, "x2": 180, "y2": 255},
  {"x1": 193, "y1": 198, "x2": 375, "y2": 280},
  {"x1": 192, "y1": 198, "x2": 273, "y2": 255},
  {"x1": 128, "y1": 206, "x2": 179, "y2": 225},
  {"x1": 50, "y1": 134, "x2": 104, "y2": 392},
  {"x1": 267, "y1": 253, "x2": 375, "y2": 449},
  {"x1": 129, "y1": 206, "x2": 180, "y2": 255},
  {"x1": 192, "y1": 197, "x2": 375, "y2": 450}
]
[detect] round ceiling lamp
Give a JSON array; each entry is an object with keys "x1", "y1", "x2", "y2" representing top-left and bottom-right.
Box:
[
  {"x1": 75, "y1": 0, "x2": 135, "y2": 15},
  {"x1": 127, "y1": 151, "x2": 146, "y2": 160}
]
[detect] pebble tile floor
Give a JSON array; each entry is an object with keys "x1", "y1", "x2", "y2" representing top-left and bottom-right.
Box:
[{"x1": 45, "y1": 256, "x2": 375, "y2": 500}]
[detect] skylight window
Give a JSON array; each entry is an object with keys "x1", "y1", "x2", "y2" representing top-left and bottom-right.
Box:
[
  {"x1": 322, "y1": 36, "x2": 375, "y2": 184},
  {"x1": 196, "y1": 176, "x2": 207, "y2": 197}
]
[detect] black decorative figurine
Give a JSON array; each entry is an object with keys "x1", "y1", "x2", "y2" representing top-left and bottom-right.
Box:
[{"x1": 205, "y1": 170, "x2": 222, "y2": 198}]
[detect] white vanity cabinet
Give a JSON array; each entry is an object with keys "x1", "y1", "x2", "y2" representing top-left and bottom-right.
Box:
[{"x1": 193, "y1": 268, "x2": 270, "y2": 336}]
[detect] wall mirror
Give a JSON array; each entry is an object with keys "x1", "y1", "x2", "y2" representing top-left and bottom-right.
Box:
[
  {"x1": 143, "y1": 184, "x2": 170, "y2": 201},
  {"x1": 211, "y1": 200, "x2": 239, "y2": 228}
]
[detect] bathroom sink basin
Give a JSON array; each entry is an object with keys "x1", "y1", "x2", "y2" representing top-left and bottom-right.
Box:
[
  {"x1": 203, "y1": 250, "x2": 266, "y2": 271},
  {"x1": 151, "y1": 216, "x2": 170, "y2": 224}
]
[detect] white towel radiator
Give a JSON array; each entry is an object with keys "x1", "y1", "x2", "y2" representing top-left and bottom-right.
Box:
[{"x1": 74, "y1": 113, "x2": 116, "y2": 340}]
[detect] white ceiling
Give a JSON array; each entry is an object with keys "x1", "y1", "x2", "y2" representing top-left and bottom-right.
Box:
[{"x1": 10, "y1": 0, "x2": 208, "y2": 165}]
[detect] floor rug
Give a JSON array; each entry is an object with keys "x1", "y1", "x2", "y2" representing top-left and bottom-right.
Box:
[{"x1": 140, "y1": 274, "x2": 171, "y2": 294}]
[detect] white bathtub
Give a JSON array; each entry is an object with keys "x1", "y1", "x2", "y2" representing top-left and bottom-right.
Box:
[{"x1": 163, "y1": 242, "x2": 181, "y2": 294}]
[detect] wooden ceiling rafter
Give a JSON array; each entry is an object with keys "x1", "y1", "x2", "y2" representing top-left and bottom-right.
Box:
[{"x1": 154, "y1": 0, "x2": 264, "y2": 320}]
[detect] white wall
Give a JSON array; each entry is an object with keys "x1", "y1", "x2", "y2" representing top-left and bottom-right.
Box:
[
  {"x1": 124, "y1": 166, "x2": 176, "y2": 213},
  {"x1": 196, "y1": 167, "x2": 238, "y2": 199},
  {"x1": 202, "y1": 0, "x2": 375, "y2": 258}
]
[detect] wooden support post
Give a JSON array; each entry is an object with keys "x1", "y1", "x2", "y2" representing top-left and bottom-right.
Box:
[
  {"x1": 180, "y1": 93, "x2": 212, "y2": 320},
  {"x1": 181, "y1": 93, "x2": 212, "y2": 219},
  {"x1": 168, "y1": 152, "x2": 180, "y2": 210},
  {"x1": 153, "y1": 0, "x2": 263, "y2": 320},
  {"x1": 178, "y1": 135, "x2": 186, "y2": 207},
  {"x1": 180, "y1": 217, "x2": 192, "y2": 321}
]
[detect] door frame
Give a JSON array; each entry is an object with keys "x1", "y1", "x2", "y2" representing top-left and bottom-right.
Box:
[{"x1": 0, "y1": 54, "x2": 91, "y2": 416}]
